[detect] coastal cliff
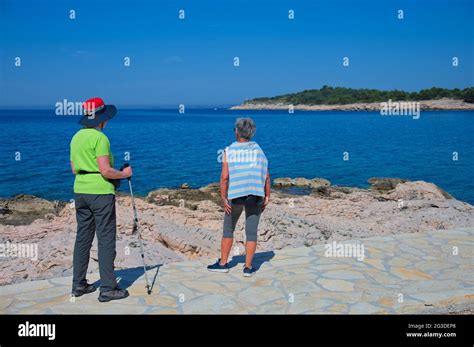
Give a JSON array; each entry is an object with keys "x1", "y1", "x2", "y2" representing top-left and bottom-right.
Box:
[{"x1": 230, "y1": 98, "x2": 474, "y2": 111}]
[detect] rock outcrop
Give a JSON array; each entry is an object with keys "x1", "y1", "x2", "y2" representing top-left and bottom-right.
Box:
[
  {"x1": 0, "y1": 195, "x2": 65, "y2": 226},
  {"x1": 273, "y1": 177, "x2": 331, "y2": 189},
  {"x1": 230, "y1": 98, "x2": 474, "y2": 111},
  {"x1": 368, "y1": 177, "x2": 407, "y2": 191},
  {"x1": 1, "y1": 178, "x2": 473, "y2": 286}
]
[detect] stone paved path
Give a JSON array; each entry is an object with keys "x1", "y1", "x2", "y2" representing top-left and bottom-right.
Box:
[{"x1": 1, "y1": 228, "x2": 473, "y2": 314}]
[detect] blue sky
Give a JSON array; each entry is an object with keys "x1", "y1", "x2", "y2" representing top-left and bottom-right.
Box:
[{"x1": 0, "y1": 0, "x2": 473, "y2": 107}]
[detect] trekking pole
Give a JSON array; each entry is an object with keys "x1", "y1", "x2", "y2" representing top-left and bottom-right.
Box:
[{"x1": 122, "y1": 163, "x2": 152, "y2": 295}]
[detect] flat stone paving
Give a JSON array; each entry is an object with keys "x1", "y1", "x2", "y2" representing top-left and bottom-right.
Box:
[{"x1": 1, "y1": 228, "x2": 473, "y2": 314}]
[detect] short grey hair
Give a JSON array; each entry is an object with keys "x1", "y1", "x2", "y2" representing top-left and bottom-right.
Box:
[{"x1": 235, "y1": 117, "x2": 256, "y2": 140}]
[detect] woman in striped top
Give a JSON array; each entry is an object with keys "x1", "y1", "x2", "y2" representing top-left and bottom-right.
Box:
[{"x1": 207, "y1": 118, "x2": 271, "y2": 277}]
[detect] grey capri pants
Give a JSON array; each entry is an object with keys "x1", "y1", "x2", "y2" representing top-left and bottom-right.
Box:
[{"x1": 223, "y1": 195, "x2": 263, "y2": 242}]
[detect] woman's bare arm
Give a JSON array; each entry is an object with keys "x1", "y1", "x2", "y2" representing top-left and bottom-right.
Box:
[
  {"x1": 265, "y1": 171, "x2": 270, "y2": 197},
  {"x1": 97, "y1": 156, "x2": 132, "y2": 179},
  {"x1": 263, "y1": 171, "x2": 271, "y2": 210},
  {"x1": 220, "y1": 152, "x2": 232, "y2": 214}
]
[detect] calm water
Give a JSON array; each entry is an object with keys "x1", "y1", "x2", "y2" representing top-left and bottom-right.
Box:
[{"x1": 0, "y1": 109, "x2": 473, "y2": 204}]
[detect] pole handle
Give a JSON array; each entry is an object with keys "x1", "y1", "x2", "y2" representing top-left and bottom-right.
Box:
[{"x1": 120, "y1": 163, "x2": 131, "y2": 181}]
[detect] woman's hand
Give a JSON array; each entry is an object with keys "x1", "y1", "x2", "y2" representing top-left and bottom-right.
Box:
[
  {"x1": 262, "y1": 196, "x2": 270, "y2": 211},
  {"x1": 223, "y1": 198, "x2": 232, "y2": 214},
  {"x1": 122, "y1": 166, "x2": 132, "y2": 178}
]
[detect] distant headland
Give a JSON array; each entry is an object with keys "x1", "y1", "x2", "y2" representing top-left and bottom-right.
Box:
[{"x1": 230, "y1": 86, "x2": 474, "y2": 111}]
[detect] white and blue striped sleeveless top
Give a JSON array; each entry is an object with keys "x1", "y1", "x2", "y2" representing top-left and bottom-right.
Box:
[{"x1": 226, "y1": 141, "x2": 268, "y2": 200}]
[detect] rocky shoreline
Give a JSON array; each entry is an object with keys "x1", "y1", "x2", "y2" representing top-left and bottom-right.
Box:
[
  {"x1": 1, "y1": 177, "x2": 473, "y2": 286},
  {"x1": 229, "y1": 98, "x2": 474, "y2": 111}
]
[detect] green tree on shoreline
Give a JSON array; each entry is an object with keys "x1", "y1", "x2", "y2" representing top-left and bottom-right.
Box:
[{"x1": 247, "y1": 86, "x2": 474, "y2": 105}]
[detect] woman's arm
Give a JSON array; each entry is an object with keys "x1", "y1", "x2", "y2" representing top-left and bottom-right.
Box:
[
  {"x1": 97, "y1": 156, "x2": 132, "y2": 179},
  {"x1": 70, "y1": 161, "x2": 76, "y2": 175},
  {"x1": 220, "y1": 152, "x2": 232, "y2": 214},
  {"x1": 262, "y1": 171, "x2": 271, "y2": 211}
]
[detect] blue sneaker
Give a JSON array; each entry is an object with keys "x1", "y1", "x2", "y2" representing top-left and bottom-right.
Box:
[
  {"x1": 207, "y1": 259, "x2": 229, "y2": 273},
  {"x1": 243, "y1": 266, "x2": 256, "y2": 277}
]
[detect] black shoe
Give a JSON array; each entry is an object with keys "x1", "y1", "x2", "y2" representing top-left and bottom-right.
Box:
[
  {"x1": 71, "y1": 283, "x2": 96, "y2": 297},
  {"x1": 207, "y1": 259, "x2": 230, "y2": 273},
  {"x1": 243, "y1": 266, "x2": 257, "y2": 277},
  {"x1": 98, "y1": 287, "x2": 130, "y2": 303}
]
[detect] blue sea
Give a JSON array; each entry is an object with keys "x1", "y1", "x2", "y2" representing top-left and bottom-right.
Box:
[{"x1": 0, "y1": 109, "x2": 473, "y2": 204}]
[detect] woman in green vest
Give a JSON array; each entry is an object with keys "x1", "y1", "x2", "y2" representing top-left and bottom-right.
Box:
[{"x1": 70, "y1": 97, "x2": 132, "y2": 303}]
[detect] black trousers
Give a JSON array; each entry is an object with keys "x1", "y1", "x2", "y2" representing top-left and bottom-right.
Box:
[{"x1": 73, "y1": 194, "x2": 117, "y2": 292}]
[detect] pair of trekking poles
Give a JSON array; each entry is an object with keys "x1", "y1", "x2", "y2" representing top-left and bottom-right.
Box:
[{"x1": 120, "y1": 163, "x2": 152, "y2": 295}]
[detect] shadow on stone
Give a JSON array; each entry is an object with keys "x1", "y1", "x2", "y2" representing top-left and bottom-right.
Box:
[
  {"x1": 149, "y1": 265, "x2": 162, "y2": 293},
  {"x1": 92, "y1": 265, "x2": 162, "y2": 291},
  {"x1": 228, "y1": 251, "x2": 275, "y2": 271}
]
